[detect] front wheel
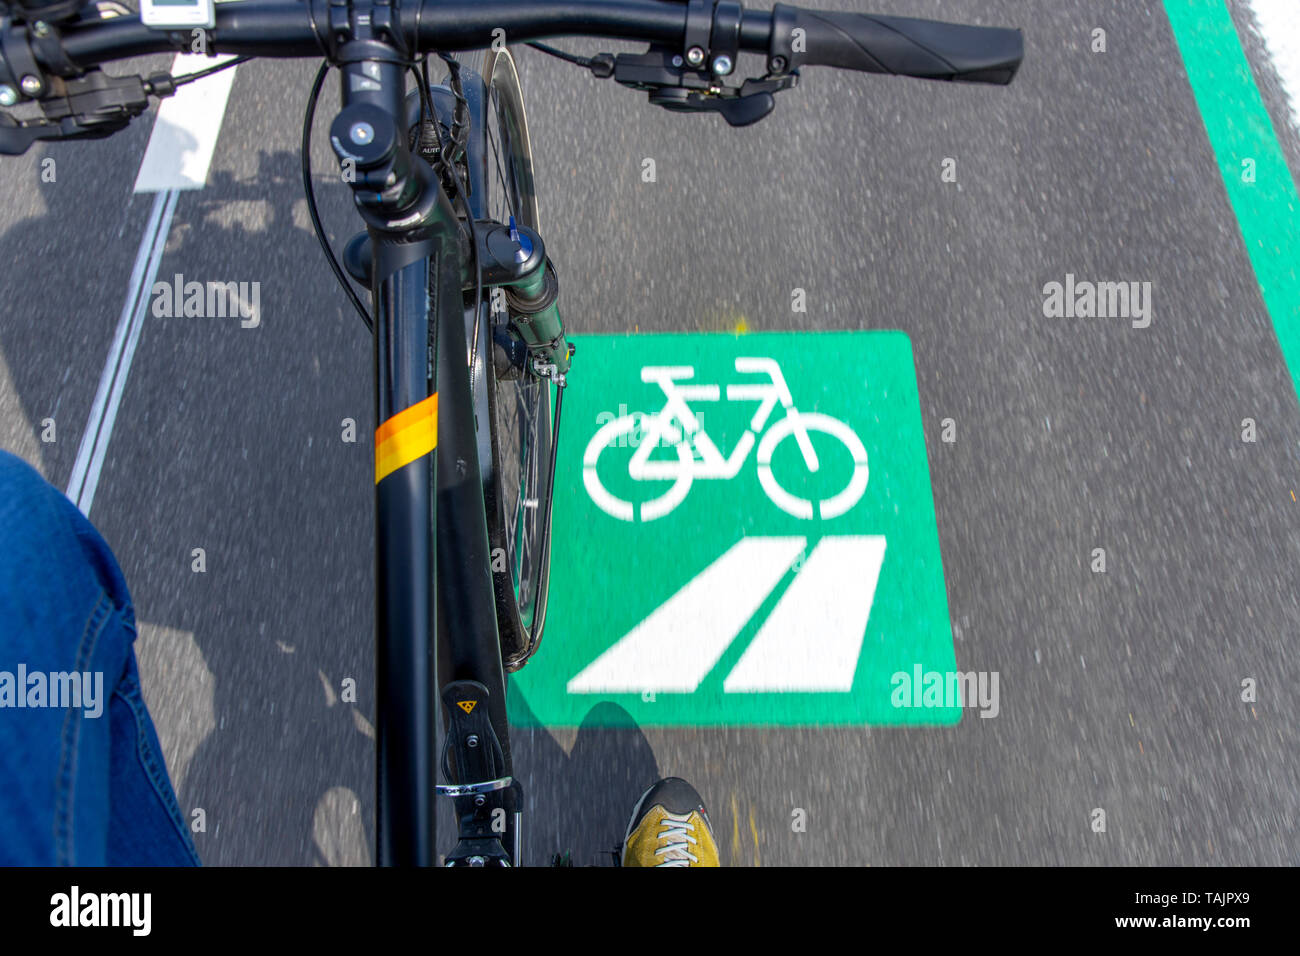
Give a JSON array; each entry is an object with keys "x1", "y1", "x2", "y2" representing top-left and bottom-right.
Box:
[{"x1": 478, "y1": 46, "x2": 553, "y2": 672}]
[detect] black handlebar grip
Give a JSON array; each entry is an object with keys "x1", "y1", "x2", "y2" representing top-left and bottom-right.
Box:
[{"x1": 770, "y1": 4, "x2": 1023, "y2": 84}]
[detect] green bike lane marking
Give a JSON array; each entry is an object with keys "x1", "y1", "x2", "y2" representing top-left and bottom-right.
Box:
[
  {"x1": 508, "y1": 331, "x2": 959, "y2": 727},
  {"x1": 503, "y1": 3, "x2": 1299, "y2": 729},
  {"x1": 1164, "y1": 0, "x2": 1300, "y2": 400}
]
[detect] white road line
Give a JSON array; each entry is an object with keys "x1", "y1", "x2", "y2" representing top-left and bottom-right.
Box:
[
  {"x1": 566, "y1": 536, "x2": 806, "y2": 694},
  {"x1": 68, "y1": 53, "x2": 236, "y2": 514},
  {"x1": 1247, "y1": 0, "x2": 1300, "y2": 136},
  {"x1": 723, "y1": 536, "x2": 886, "y2": 692},
  {"x1": 66, "y1": 189, "x2": 178, "y2": 516},
  {"x1": 135, "y1": 54, "x2": 240, "y2": 193}
]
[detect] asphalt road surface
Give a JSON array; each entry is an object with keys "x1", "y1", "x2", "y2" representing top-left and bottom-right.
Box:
[{"x1": 2, "y1": 0, "x2": 1298, "y2": 865}]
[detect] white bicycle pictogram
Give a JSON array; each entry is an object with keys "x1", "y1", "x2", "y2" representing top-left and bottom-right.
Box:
[{"x1": 583, "y1": 357, "x2": 869, "y2": 521}]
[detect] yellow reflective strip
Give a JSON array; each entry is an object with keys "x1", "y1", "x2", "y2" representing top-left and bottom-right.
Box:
[
  {"x1": 375, "y1": 394, "x2": 438, "y2": 483},
  {"x1": 377, "y1": 393, "x2": 437, "y2": 446}
]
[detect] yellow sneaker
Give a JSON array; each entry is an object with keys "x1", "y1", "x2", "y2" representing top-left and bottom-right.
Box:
[{"x1": 621, "y1": 777, "x2": 721, "y2": 867}]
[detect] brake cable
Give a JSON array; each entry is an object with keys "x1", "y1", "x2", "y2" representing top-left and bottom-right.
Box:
[
  {"x1": 300, "y1": 61, "x2": 374, "y2": 333},
  {"x1": 524, "y1": 41, "x2": 596, "y2": 70},
  {"x1": 430, "y1": 53, "x2": 484, "y2": 385},
  {"x1": 173, "y1": 55, "x2": 249, "y2": 87}
]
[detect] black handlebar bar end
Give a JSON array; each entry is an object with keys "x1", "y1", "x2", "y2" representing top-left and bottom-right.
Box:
[{"x1": 771, "y1": 4, "x2": 1023, "y2": 85}]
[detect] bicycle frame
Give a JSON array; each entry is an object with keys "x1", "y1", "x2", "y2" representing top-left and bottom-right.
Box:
[{"x1": 363, "y1": 67, "x2": 523, "y2": 866}]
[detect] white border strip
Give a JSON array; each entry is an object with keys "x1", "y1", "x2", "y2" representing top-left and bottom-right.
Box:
[
  {"x1": 66, "y1": 189, "x2": 179, "y2": 516},
  {"x1": 1246, "y1": 0, "x2": 1300, "y2": 136}
]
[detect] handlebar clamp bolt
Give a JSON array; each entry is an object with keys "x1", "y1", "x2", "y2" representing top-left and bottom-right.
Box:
[
  {"x1": 349, "y1": 122, "x2": 375, "y2": 146},
  {"x1": 769, "y1": 55, "x2": 787, "y2": 74},
  {"x1": 19, "y1": 75, "x2": 42, "y2": 97},
  {"x1": 712, "y1": 54, "x2": 733, "y2": 76},
  {"x1": 686, "y1": 46, "x2": 705, "y2": 68},
  {"x1": 671, "y1": 54, "x2": 683, "y2": 68},
  {"x1": 0, "y1": 86, "x2": 17, "y2": 107}
]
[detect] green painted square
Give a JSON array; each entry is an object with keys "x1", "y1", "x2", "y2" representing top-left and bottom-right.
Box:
[{"x1": 508, "y1": 330, "x2": 957, "y2": 727}]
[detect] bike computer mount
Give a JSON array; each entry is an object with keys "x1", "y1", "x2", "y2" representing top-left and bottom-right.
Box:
[{"x1": 586, "y1": 0, "x2": 798, "y2": 127}]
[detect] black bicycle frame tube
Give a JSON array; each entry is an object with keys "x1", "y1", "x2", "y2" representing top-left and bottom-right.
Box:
[
  {"x1": 428, "y1": 69, "x2": 520, "y2": 863},
  {"x1": 354, "y1": 44, "x2": 431, "y2": 865},
  {"x1": 430, "y1": 77, "x2": 515, "y2": 782},
  {"x1": 435, "y1": 282, "x2": 516, "y2": 775},
  {"x1": 372, "y1": 242, "x2": 439, "y2": 867},
  {"x1": 371, "y1": 205, "x2": 514, "y2": 866},
  {"x1": 365, "y1": 60, "x2": 516, "y2": 863}
]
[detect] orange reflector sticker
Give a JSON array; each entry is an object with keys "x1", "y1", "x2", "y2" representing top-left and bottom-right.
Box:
[
  {"x1": 375, "y1": 393, "x2": 438, "y2": 483},
  {"x1": 457, "y1": 700, "x2": 477, "y2": 714}
]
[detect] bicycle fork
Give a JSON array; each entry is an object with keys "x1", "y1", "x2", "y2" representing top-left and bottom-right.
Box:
[{"x1": 433, "y1": 220, "x2": 571, "y2": 866}]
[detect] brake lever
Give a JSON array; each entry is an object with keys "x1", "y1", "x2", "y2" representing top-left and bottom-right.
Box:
[
  {"x1": 0, "y1": 68, "x2": 176, "y2": 155},
  {"x1": 644, "y1": 85, "x2": 773, "y2": 127},
  {"x1": 0, "y1": 110, "x2": 123, "y2": 154},
  {"x1": 646, "y1": 73, "x2": 798, "y2": 127},
  {"x1": 584, "y1": 45, "x2": 798, "y2": 128}
]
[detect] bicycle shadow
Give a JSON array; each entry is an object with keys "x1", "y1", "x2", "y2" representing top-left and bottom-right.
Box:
[
  {"x1": 124, "y1": 149, "x2": 382, "y2": 866},
  {"x1": 0, "y1": 134, "x2": 385, "y2": 865}
]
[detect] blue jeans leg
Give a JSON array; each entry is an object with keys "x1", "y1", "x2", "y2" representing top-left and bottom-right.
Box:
[{"x1": 0, "y1": 449, "x2": 200, "y2": 865}]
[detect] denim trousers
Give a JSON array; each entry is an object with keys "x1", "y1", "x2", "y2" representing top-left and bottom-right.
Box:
[{"x1": 0, "y1": 449, "x2": 199, "y2": 865}]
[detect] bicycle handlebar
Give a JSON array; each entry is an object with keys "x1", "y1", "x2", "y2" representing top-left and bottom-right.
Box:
[
  {"x1": 0, "y1": 0, "x2": 1022, "y2": 153},
  {"x1": 15, "y1": 0, "x2": 1022, "y2": 77}
]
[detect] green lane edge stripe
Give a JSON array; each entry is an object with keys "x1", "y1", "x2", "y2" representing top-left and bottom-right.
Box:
[{"x1": 1163, "y1": 0, "x2": 1300, "y2": 400}]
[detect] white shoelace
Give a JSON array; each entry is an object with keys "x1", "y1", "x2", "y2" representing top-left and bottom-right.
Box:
[{"x1": 654, "y1": 813, "x2": 700, "y2": 867}]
